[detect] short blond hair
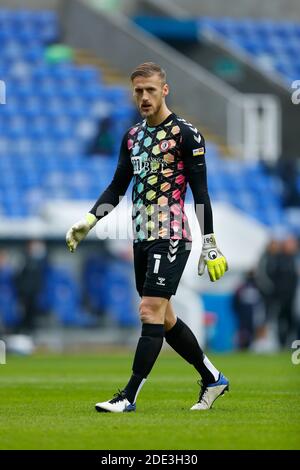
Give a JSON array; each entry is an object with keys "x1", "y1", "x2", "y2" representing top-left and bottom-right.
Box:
[{"x1": 130, "y1": 62, "x2": 167, "y2": 84}]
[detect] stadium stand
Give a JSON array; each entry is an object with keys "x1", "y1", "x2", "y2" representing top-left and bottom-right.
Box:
[
  {"x1": 134, "y1": 15, "x2": 300, "y2": 85},
  {"x1": 0, "y1": 9, "x2": 299, "y2": 330},
  {"x1": 0, "y1": 9, "x2": 134, "y2": 218},
  {"x1": 0, "y1": 9, "x2": 137, "y2": 328},
  {"x1": 199, "y1": 143, "x2": 285, "y2": 228},
  {"x1": 198, "y1": 17, "x2": 300, "y2": 85}
]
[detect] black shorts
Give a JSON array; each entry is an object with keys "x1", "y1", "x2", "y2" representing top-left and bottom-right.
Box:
[{"x1": 133, "y1": 239, "x2": 191, "y2": 300}]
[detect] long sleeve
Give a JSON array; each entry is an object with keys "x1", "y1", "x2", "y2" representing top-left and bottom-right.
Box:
[
  {"x1": 90, "y1": 132, "x2": 133, "y2": 220},
  {"x1": 181, "y1": 126, "x2": 214, "y2": 235}
]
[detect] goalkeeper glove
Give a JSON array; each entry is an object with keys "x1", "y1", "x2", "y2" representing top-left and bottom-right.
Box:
[
  {"x1": 198, "y1": 233, "x2": 228, "y2": 282},
  {"x1": 66, "y1": 213, "x2": 97, "y2": 253}
]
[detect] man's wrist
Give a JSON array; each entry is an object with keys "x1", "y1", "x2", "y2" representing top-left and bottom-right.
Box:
[
  {"x1": 85, "y1": 213, "x2": 97, "y2": 228},
  {"x1": 202, "y1": 233, "x2": 217, "y2": 248}
]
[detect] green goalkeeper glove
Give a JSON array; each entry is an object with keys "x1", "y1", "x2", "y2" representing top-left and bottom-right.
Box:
[
  {"x1": 66, "y1": 213, "x2": 97, "y2": 253},
  {"x1": 198, "y1": 233, "x2": 228, "y2": 282}
]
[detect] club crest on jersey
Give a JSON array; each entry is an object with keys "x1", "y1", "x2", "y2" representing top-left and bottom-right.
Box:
[{"x1": 159, "y1": 140, "x2": 171, "y2": 152}]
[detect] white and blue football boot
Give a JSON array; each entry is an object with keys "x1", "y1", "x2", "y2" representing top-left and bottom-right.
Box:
[
  {"x1": 95, "y1": 390, "x2": 136, "y2": 413},
  {"x1": 190, "y1": 373, "x2": 229, "y2": 410}
]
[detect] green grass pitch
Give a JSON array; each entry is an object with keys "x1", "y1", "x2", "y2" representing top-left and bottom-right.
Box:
[{"x1": 0, "y1": 350, "x2": 299, "y2": 450}]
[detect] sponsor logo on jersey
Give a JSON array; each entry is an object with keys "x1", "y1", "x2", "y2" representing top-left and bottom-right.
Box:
[
  {"x1": 193, "y1": 147, "x2": 205, "y2": 157},
  {"x1": 131, "y1": 156, "x2": 143, "y2": 174},
  {"x1": 131, "y1": 155, "x2": 168, "y2": 174}
]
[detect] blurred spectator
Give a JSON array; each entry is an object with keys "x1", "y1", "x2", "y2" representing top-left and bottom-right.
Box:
[
  {"x1": 0, "y1": 250, "x2": 21, "y2": 334},
  {"x1": 256, "y1": 238, "x2": 281, "y2": 319},
  {"x1": 15, "y1": 240, "x2": 48, "y2": 333},
  {"x1": 256, "y1": 237, "x2": 299, "y2": 348},
  {"x1": 233, "y1": 270, "x2": 265, "y2": 349},
  {"x1": 81, "y1": 253, "x2": 108, "y2": 323},
  {"x1": 0, "y1": 251, "x2": 10, "y2": 333},
  {"x1": 277, "y1": 237, "x2": 299, "y2": 347},
  {"x1": 87, "y1": 117, "x2": 115, "y2": 156}
]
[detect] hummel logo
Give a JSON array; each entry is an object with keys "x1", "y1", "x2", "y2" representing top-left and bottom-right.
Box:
[
  {"x1": 156, "y1": 277, "x2": 166, "y2": 286},
  {"x1": 193, "y1": 135, "x2": 201, "y2": 143}
]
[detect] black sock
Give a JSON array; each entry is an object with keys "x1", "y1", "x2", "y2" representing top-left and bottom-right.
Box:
[
  {"x1": 124, "y1": 323, "x2": 164, "y2": 403},
  {"x1": 165, "y1": 317, "x2": 217, "y2": 384}
]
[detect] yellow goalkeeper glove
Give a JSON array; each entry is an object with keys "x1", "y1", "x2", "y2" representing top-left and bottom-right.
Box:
[
  {"x1": 66, "y1": 213, "x2": 97, "y2": 253},
  {"x1": 198, "y1": 233, "x2": 228, "y2": 282}
]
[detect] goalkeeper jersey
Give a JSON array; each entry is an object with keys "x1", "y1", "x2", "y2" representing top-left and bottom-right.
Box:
[{"x1": 90, "y1": 112, "x2": 213, "y2": 242}]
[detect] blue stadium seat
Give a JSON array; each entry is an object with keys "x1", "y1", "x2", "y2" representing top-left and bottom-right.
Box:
[{"x1": 198, "y1": 17, "x2": 300, "y2": 83}]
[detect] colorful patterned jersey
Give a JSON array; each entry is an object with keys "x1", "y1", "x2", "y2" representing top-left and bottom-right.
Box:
[
  {"x1": 125, "y1": 113, "x2": 206, "y2": 241},
  {"x1": 91, "y1": 113, "x2": 208, "y2": 242}
]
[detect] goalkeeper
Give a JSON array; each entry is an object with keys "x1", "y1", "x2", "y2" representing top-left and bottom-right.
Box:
[{"x1": 66, "y1": 62, "x2": 229, "y2": 412}]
